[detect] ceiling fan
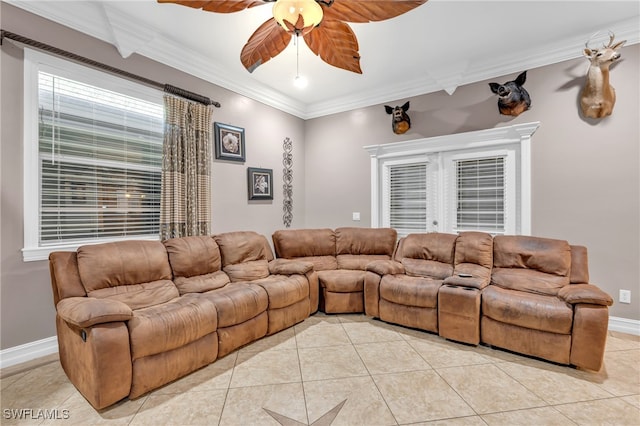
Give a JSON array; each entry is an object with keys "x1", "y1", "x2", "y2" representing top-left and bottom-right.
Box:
[{"x1": 158, "y1": 0, "x2": 427, "y2": 74}]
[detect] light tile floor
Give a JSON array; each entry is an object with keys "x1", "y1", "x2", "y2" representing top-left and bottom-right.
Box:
[{"x1": 1, "y1": 313, "x2": 639, "y2": 425}]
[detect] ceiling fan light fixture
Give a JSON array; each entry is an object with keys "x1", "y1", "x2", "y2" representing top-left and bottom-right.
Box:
[
  {"x1": 293, "y1": 74, "x2": 308, "y2": 89},
  {"x1": 272, "y1": 0, "x2": 323, "y2": 36}
]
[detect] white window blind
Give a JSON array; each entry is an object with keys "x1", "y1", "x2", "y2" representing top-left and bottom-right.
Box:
[
  {"x1": 455, "y1": 157, "x2": 505, "y2": 233},
  {"x1": 37, "y1": 72, "x2": 163, "y2": 246},
  {"x1": 388, "y1": 163, "x2": 427, "y2": 237}
]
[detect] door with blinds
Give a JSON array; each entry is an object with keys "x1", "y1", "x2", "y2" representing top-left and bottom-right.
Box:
[
  {"x1": 381, "y1": 149, "x2": 517, "y2": 237},
  {"x1": 381, "y1": 157, "x2": 439, "y2": 237}
]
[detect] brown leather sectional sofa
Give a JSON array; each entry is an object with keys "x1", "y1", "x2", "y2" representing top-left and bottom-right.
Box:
[
  {"x1": 272, "y1": 227, "x2": 398, "y2": 313},
  {"x1": 48, "y1": 227, "x2": 613, "y2": 410},
  {"x1": 49, "y1": 231, "x2": 317, "y2": 409}
]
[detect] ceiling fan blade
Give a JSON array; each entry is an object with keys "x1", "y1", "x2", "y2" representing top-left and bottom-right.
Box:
[
  {"x1": 241, "y1": 18, "x2": 292, "y2": 73},
  {"x1": 321, "y1": 0, "x2": 427, "y2": 23},
  {"x1": 157, "y1": 0, "x2": 269, "y2": 14},
  {"x1": 304, "y1": 20, "x2": 362, "y2": 74}
]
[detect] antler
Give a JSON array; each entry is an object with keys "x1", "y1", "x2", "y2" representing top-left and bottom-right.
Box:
[{"x1": 604, "y1": 31, "x2": 616, "y2": 48}]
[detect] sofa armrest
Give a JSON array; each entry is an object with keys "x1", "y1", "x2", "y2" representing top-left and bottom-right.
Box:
[
  {"x1": 268, "y1": 258, "x2": 314, "y2": 275},
  {"x1": 57, "y1": 297, "x2": 133, "y2": 328},
  {"x1": 366, "y1": 260, "x2": 404, "y2": 276},
  {"x1": 557, "y1": 284, "x2": 613, "y2": 306}
]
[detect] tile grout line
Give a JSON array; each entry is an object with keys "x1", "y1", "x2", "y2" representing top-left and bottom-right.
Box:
[
  {"x1": 294, "y1": 319, "x2": 311, "y2": 426},
  {"x1": 339, "y1": 317, "x2": 401, "y2": 426},
  {"x1": 215, "y1": 351, "x2": 238, "y2": 426}
]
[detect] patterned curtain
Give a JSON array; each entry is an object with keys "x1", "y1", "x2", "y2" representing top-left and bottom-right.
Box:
[{"x1": 160, "y1": 95, "x2": 213, "y2": 240}]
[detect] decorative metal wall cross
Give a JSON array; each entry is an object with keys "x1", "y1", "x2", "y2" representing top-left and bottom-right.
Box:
[{"x1": 283, "y1": 137, "x2": 293, "y2": 227}]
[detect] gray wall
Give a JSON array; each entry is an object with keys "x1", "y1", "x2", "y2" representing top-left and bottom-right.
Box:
[
  {"x1": 0, "y1": 4, "x2": 305, "y2": 350},
  {"x1": 304, "y1": 46, "x2": 640, "y2": 321},
  {"x1": 1, "y1": 3, "x2": 638, "y2": 352}
]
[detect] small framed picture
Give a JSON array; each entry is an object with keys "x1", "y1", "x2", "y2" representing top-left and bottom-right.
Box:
[
  {"x1": 247, "y1": 167, "x2": 273, "y2": 200},
  {"x1": 214, "y1": 122, "x2": 245, "y2": 162}
]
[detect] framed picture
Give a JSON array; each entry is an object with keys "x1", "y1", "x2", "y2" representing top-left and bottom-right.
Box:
[
  {"x1": 214, "y1": 122, "x2": 245, "y2": 162},
  {"x1": 247, "y1": 167, "x2": 273, "y2": 200}
]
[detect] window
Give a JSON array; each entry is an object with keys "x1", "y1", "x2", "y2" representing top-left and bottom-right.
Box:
[
  {"x1": 23, "y1": 50, "x2": 164, "y2": 261},
  {"x1": 366, "y1": 123, "x2": 538, "y2": 236}
]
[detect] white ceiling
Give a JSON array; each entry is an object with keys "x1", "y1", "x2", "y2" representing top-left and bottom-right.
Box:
[{"x1": 7, "y1": 0, "x2": 639, "y2": 119}]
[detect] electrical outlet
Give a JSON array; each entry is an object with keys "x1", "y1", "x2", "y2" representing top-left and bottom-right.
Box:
[
  {"x1": 619, "y1": 289, "x2": 631, "y2": 304},
  {"x1": 352, "y1": 212, "x2": 361, "y2": 221}
]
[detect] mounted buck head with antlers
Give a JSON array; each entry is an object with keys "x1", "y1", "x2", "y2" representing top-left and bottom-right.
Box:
[{"x1": 580, "y1": 32, "x2": 626, "y2": 119}]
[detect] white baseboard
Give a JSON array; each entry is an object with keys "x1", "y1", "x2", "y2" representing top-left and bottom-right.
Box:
[
  {"x1": 609, "y1": 316, "x2": 640, "y2": 336},
  {"x1": 0, "y1": 315, "x2": 638, "y2": 370},
  {"x1": 0, "y1": 336, "x2": 58, "y2": 370}
]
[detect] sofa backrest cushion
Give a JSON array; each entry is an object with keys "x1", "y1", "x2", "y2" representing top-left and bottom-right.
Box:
[
  {"x1": 335, "y1": 227, "x2": 397, "y2": 256},
  {"x1": 454, "y1": 232, "x2": 493, "y2": 269},
  {"x1": 215, "y1": 231, "x2": 275, "y2": 266},
  {"x1": 164, "y1": 236, "x2": 222, "y2": 278},
  {"x1": 272, "y1": 228, "x2": 336, "y2": 258},
  {"x1": 491, "y1": 235, "x2": 571, "y2": 295},
  {"x1": 77, "y1": 240, "x2": 172, "y2": 292},
  {"x1": 76, "y1": 240, "x2": 177, "y2": 309},
  {"x1": 445, "y1": 232, "x2": 493, "y2": 288},
  {"x1": 399, "y1": 233, "x2": 457, "y2": 279},
  {"x1": 224, "y1": 260, "x2": 270, "y2": 282},
  {"x1": 163, "y1": 236, "x2": 230, "y2": 293}
]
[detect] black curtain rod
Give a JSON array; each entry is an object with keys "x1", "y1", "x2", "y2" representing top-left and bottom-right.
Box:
[{"x1": 0, "y1": 29, "x2": 221, "y2": 108}]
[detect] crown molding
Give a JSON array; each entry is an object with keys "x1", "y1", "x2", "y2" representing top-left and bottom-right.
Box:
[
  {"x1": 6, "y1": 1, "x2": 639, "y2": 120},
  {"x1": 304, "y1": 15, "x2": 639, "y2": 119},
  {"x1": 101, "y1": 3, "x2": 158, "y2": 59}
]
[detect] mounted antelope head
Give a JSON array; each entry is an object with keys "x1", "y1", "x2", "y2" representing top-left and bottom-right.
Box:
[
  {"x1": 489, "y1": 71, "x2": 531, "y2": 117},
  {"x1": 385, "y1": 101, "x2": 411, "y2": 134},
  {"x1": 580, "y1": 32, "x2": 626, "y2": 119}
]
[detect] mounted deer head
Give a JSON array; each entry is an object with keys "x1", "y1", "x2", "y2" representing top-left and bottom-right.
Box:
[
  {"x1": 580, "y1": 32, "x2": 626, "y2": 119},
  {"x1": 488, "y1": 71, "x2": 531, "y2": 117},
  {"x1": 384, "y1": 101, "x2": 411, "y2": 134}
]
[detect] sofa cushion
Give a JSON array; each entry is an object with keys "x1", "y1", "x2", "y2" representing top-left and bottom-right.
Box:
[
  {"x1": 224, "y1": 260, "x2": 270, "y2": 282},
  {"x1": 482, "y1": 285, "x2": 573, "y2": 334},
  {"x1": 402, "y1": 258, "x2": 453, "y2": 280},
  {"x1": 491, "y1": 268, "x2": 570, "y2": 296},
  {"x1": 493, "y1": 235, "x2": 571, "y2": 276},
  {"x1": 163, "y1": 236, "x2": 222, "y2": 278},
  {"x1": 491, "y1": 236, "x2": 571, "y2": 295},
  {"x1": 87, "y1": 280, "x2": 179, "y2": 310},
  {"x1": 174, "y1": 271, "x2": 230, "y2": 294},
  {"x1": 273, "y1": 228, "x2": 336, "y2": 258},
  {"x1": 202, "y1": 284, "x2": 268, "y2": 328},
  {"x1": 401, "y1": 233, "x2": 457, "y2": 264},
  {"x1": 454, "y1": 232, "x2": 493, "y2": 268},
  {"x1": 317, "y1": 270, "x2": 365, "y2": 293},
  {"x1": 380, "y1": 275, "x2": 440, "y2": 308},
  {"x1": 251, "y1": 275, "x2": 309, "y2": 309},
  {"x1": 335, "y1": 227, "x2": 397, "y2": 256},
  {"x1": 337, "y1": 254, "x2": 391, "y2": 270},
  {"x1": 77, "y1": 240, "x2": 172, "y2": 293},
  {"x1": 214, "y1": 231, "x2": 274, "y2": 266},
  {"x1": 128, "y1": 293, "x2": 218, "y2": 360}
]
